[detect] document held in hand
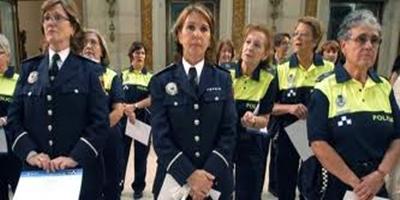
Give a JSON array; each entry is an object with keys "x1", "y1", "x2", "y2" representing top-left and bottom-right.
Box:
[
  {"x1": 157, "y1": 173, "x2": 221, "y2": 200},
  {"x1": 125, "y1": 119, "x2": 151, "y2": 146},
  {"x1": 285, "y1": 120, "x2": 314, "y2": 161},
  {"x1": 13, "y1": 169, "x2": 83, "y2": 200},
  {"x1": 0, "y1": 127, "x2": 7, "y2": 153},
  {"x1": 343, "y1": 191, "x2": 389, "y2": 200}
]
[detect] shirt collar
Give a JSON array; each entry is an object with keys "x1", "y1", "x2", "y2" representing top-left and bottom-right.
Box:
[
  {"x1": 289, "y1": 53, "x2": 325, "y2": 68},
  {"x1": 182, "y1": 57, "x2": 204, "y2": 79},
  {"x1": 49, "y1": 47, "x2": 70, "y2": 68},
  {"x1": 335, "y1": 64, "x2": 382, "y2": 83},
  {"x1": 235, "y1": 60, "x2": 268, "y2": 81},
  {"x1": 129, "y1": 66, "x2": 147, "y2": 74}
]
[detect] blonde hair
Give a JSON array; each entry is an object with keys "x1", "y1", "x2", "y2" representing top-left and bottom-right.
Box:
[{"x1": 0, "y1": 34, "x2": 11, "y2": 55}]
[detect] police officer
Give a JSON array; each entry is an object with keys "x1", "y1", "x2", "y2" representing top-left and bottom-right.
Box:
[
  {"x1": 0, "y1": 34, "x2": 21, "y2": 200},
  {"x1": 231, "y1": 25, "x2": 276, "y2": 200},
  {"x1": 7, "y1": 1, "x2": 109, "y2": 199},
  {"x1": 81, "y1": 29, "x2": 125, "y2": 200},
  {"x1": 120, "y1": 41, "x2": 152, "y2": 199},
  {"x1": 150, "y1": 3, "x2": 237, "y2": 200},
  {"x1": 268, "y1": 16, "x2": 334, "y2": 199},
  {"x1": 308, "y1": 10, "x2": 400, "y2": 199}
]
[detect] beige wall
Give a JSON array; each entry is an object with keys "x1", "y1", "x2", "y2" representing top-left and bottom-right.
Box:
[{"x1": 18, "y1": 1, "x2": 42, "y2": 57}]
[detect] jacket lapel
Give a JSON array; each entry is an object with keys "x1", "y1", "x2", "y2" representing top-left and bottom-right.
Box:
[
  {"x1": 173, "y1": 61, "x2": 198, "y2": 99},
  {"x1": 53, "y1": 53, "x2": 80, "y2": 89},
  {"x1": 198, "y1": 63, "x2": 214, "y2": 96}
]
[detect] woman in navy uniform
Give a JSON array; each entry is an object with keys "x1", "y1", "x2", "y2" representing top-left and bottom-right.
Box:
[
  {"x1": 120, "y1": 41, "x2": 152, "y2": 199},
  {"x1": 7, "y1": 1, "x2": 109, "y2": 199},
  {"x1": 308, "y1": 10, "x2": 400, "y2": 199},
  {"x1": 150, "y1": 3, "x2": 237, "y2": 200},
  {"x1": 231, "y1": 25, "x2": 276, "y2": 200},
  {"x1": 0, "y1": 34, "x2": 21, "y2": 200},
  {"x1": 268, "y1": 16, "x2": 334, "y2": 200},
  {"x1": 81, "y1": 29, "x2": 125, "y2": 200}
]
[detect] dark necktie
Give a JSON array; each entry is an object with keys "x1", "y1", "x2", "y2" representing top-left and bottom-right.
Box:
[
  {"x1": 49, "y1": 53, "x2": 60, "y2": 84},
  {"x1": 188, "y1": 67, "x2": 198, "y2": 92}
]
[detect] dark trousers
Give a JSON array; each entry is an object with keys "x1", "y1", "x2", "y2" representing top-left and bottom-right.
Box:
[
  {"x1": 275, "y1": 131, "x2": 301, "y2": 200},
  {"x1": 0, "y1": 153, "x2": 21, "y2": 200},
  {"x1": 79, "y1": 158, "x2": 105, "y2": 200},
  {"x1": 234, "y1": 135, "x2": 269, "y2": 200},
  {"x1": 122, "y1": 135, "x2": 150, "y2": 193},
  {"x1": 102, "y1": 126, "x2": 124, "y2": 200}
]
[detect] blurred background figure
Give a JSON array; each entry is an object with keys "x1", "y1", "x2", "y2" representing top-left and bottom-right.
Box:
[
  {"x1": 272, "y1": 32, "x2": 291, "y2": 65},
  {"x1": 319, "y1": 40, "x2": 340, "y2": 64},
  {"x1": 389, "y1": 54, "x2": 400, "y2": 85},
  {"x1": 81, "y1": 28, "x2": 125, "y2": 200},
  {"x1": 121, "y1": 41, "x2": 152, "y2": 200},
  {"x1": 0, "y1": 34, "x2": 21, "y2": 200},
  {"x1": 216, "y1": 39, "x2": 235, "y2": 69}
]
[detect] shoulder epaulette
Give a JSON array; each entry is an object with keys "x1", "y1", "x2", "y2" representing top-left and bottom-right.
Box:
[
  {"x1": 316, "y1": 70, "x2": 335, "y2": 82},
  {"x1": 215, "y1": 64, "x2": 231, "y2": 74},
  {"x1": 21, "y1": 54, "x2": 44, "y2": 64},
  {"x1": 153, "y1": 62, "x2": 176, "y2": 76},
  {"x1": 76, "y1": 54, "x2": 99, "y2": 65}
]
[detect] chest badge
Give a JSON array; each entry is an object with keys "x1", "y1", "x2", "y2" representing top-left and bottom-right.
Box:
[
  {"x1": 27, "y1": 71, "x2": 39, "y2": 84},
  {"x1": 336, "y1": 94, "x2": 346, "y2": 107},
  {"x1": 165, "y1": 82, "x2": 178, "y2": 96}
]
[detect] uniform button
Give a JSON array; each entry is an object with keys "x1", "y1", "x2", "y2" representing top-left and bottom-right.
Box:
[
  {"x1": 359, "y1": 89, "x2": 362, "y2": 92},
  {"x1": 194, "y1": 135, "x2": 200, "y2": 142},
  {"x1": 48, "y1": 110, "x2": 53, "y2": 116},
  {"x1": 27, "y1": 92, "x2": 32, "y2": 96},
  {"x1": 193, "y1": 104, "x2": 199, "y2": 110},
  {"x1": 50, "y1": 76, "x2": 55, "y2": 81},
  {"x1": 49, "y1": 140, "x2": 53, "y2": 146},
  {"x1": 173, "y1": 101, "x2": 178, "y2": 106},
  {"x1": 194, "y1": 119, "x2": 200, "y2": 126},
  {"x1": 74, "y1": 89, "x2": 79, "y2": 94},
  {"x1": 362, "y1": 99, "x2": 365, "y2": 102},
  {"x1": 47, "y1": 95, "x2": 52, "y2": 101},
  {"x1": 214, "y1": 96, "x2": 219, "y2": 101},
  {"x1": 195, "y1": 152, "x2": 200, "y2": 158},
  {"x1": 48, "y1": 125, "x2": 52, "y2": 132}
]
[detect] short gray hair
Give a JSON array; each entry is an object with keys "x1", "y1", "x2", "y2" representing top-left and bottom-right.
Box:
[
  {"x1": 0, "y1": 34, "x2": 11, "y2": 55},
  {"x1": 337, "y1": 9, "x2": 381, "y2": 41}
]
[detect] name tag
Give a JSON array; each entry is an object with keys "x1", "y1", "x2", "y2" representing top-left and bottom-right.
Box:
[{"x1": 206, "y1": 87, "x2": 221, "y2": 92}]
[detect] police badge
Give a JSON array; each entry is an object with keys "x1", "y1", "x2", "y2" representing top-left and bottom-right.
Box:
[
  {"x1": 27, "y1": 71, "x2": 39, "y2": 84},
  {"x1": 336, "y1": 94, "x2": 346, "y2": 107},
  {"x1": 165, "y1": 82, "x2": 178, "y2": 96}
]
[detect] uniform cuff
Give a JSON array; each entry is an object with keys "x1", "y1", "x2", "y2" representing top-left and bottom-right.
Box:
[
  {"x1": 70, "y1": 138, "x2": 99, "y2": 167},
  {"x1": 167, "y1": 152, "x2": 196, "y2": 186},
  {"x1": 12, "y1": 131, "x2": 37, "y2": 161},
  {"x1": 203, "y1": 150, "x2": 230, "y2": 179}
]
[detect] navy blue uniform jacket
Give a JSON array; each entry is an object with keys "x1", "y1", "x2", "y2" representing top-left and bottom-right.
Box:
[
  {"x1": 150, "y1": 61, "x2": 237, "y2": 198},
  {"x1": 7, "y1": 53, "x2": 109, "y2": 168}
]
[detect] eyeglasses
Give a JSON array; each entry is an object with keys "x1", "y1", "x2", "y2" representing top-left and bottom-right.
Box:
[
  {"x1": 42, "y1": 14, "x2": 69, "y2": 23},
  {"x1": 348, "y1": 34, "x2": 382, "y2": 47}
]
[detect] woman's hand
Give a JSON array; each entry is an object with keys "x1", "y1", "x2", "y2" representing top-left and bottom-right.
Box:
[
  {"x1": 49, "y1": 156, "x2": 78, "y2": 172},
  {"x1": 26, "y1": 152, "x2": 51, "y2": 171},
  {"x1": 241, "y1": 111, "x2": 257, "y2": 128},
  {"x1": 124, "y1": 103, "x2": 136, "y2": 124},
  {"x1": 187, "y1": 170, "x2": 215, "y2": 200},
  {"x1": 353, "y1": 171, "x2": 385, "y2": 200},
  {"x1": 288, "y1": 103, "x2": 308, "y2": 119}
]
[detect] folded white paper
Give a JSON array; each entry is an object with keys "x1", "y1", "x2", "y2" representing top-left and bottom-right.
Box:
[
  {"x1": 158, "y1": 173, "x2": 221, "y2": 200},
  {"x1": 125, "y1": 119, "x2": 151, "y2": 146},
  {"x1": 13, "y1": 169, "x2": 83, "y2": 200},
  {"x1": 285, "y1": 120, "x2": 313, "y2": 161},
  {"x1": 0, "y1": 127, "x2": 7, "y2": 153},
  {"x1": 343, "y1": 191, "x2": 389, "y2": 200}
]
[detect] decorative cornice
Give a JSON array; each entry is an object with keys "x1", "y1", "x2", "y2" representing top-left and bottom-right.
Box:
[
  {"x1": 106, "y1": 0, "x2": 116, "y2": 42},
  {"x1": 232, "y1": 0, "x2": 245, "y2": 57},
  {"x1": 141, "y1": 0, "x2": 153, "y2": 70}
]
